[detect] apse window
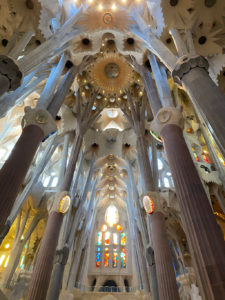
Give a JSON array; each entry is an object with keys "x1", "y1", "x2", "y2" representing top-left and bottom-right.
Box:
[{"x1": 95, "y1": 206, "x2": 127, "y2": 269}]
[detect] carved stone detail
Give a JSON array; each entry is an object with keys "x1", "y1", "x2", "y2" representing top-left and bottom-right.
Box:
[
  {"x1": 21, "y1": 107, "x2": 57, "y2": 138},
  {"x1": 143, "y1": 191, "x2": 165, "y2": 214},
  {"x1": 172, "y1": 55, "x2": 209, "y2": 85},
  {"x1": 47, "y1": 191, "x2": 70, "y2": 214},
  {"x1": 150, "y1": 107, "x2": 184, "y2": 136},
  {"x1": 55, "y1": 246, "x2": 69, "y2": 265},
  {"x1": 0, "y1": 55, "x2": 23, "y2": 91}
]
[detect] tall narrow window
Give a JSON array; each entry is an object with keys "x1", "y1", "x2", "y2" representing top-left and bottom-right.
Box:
[
  {"x1": 121, "y1": 233, "x2": 126, "y2": 246},
  {"x1": 97, "y1": 232, "x2": 102, "y2": 245},
  {"x1": 113, "y1": 233, "x2": 118, "y2": 245},
  {"x1": 121, "y1": 248, "x2": 126, "y2": 268},
  {"x1": 113, "y1": 251, "x2": 118, "y2": 268},
  {"x1": 104, "y1": 248, "x2": 109, "y2": 267},
  {"x1": 105, "y1": 205, "x2": 119, "y2": 227},
  {"x1": 105, "y1": 232, "x2": 110, "y2": 245},
  {"x1": 96, "y1": 250, "x2": 101, "y2": 268}
]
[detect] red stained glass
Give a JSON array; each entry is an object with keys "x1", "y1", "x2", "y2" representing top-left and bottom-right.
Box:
[{"x1": 104, "y1": 250, "x2": 109, "y2": 267}]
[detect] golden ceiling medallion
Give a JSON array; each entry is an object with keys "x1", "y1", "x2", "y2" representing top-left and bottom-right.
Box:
[
  {"x1": 103, "y1": 12, "x2": 113, "y2": 24},
  {"x1": 104, "y1": 63, "x2": 120, "y2": 78},
  {"x1": 88, "y1": 53, "x2": 134, "y2": 97}
]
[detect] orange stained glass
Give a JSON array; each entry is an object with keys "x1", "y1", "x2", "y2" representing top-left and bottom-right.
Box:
[
  {"x1": 192, "y1": 148, "x2": 199, "y2": 162},
  {"x1": 104, "y1": 249, "x2": 109, "y2": 267},
  {"x1": 121, "y1": 233, "x2": 126, "y2": 246},
  {"x1": 113, "y1": 252, "x2": 118, "y2": 268},
  {"x1": 105, "y1": 232, "x2": 110, "y2": 245},
  {"x1": 116, "y1": 224, "x2": 122, "y2": 231},
  {"x1": 101, "y1": 224, "x2": 108, "y2": 232}
]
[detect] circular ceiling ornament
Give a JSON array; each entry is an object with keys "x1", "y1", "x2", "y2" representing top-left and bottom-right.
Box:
[
  {"x1": 77, "y1": 9, "x2": 131, "y2": 31},
  {"x1": 103, "y1": 12, "x2": 113, "y2": 24},
  {"x1": 104, "y1": 63, "x2": 120, "y2": 78},
  {"x1": 88, "y1": 53, "x2": 135, "y2": 97}
]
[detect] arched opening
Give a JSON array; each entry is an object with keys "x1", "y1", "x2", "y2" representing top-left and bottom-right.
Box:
[
  {"x1": 124, "y1": 278, "x2": 129, "y2": 292},
  {"x1": 99, "y1": 280, "x2": 119, "y2": 292}
]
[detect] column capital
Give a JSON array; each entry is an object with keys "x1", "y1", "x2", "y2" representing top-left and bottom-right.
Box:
[
  {"x1": 172, "y1": 55, "x2": 208, "y2": 85},
  {"x1": 47, "y1": 191, "x2": 71, "y2": 214},
  {"x1": 142, "y1": 191, "x2": 164, "y2": 214},
  {"x1": 21, "y1": 107, "x2": 57, "y2": 138},
  {"x1": 150, "y1": 107, "x2": 184, "y2": 136},
  {"x1": 0, "y1": 55, "x2": 23, "y2": 91}
]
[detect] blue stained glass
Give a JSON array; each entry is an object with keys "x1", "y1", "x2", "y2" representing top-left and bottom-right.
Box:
[
  {"x1": 96, "y1": 252, "x2": 101, "y2": 267},
  {"x1": 97, "y1": 247, "x2": 101, "y2": 252}
]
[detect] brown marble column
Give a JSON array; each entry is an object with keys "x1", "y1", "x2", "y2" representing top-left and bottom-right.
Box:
[
  {"x1": 25, "y1": 211, "x2": 63, "y2": 300},
  {"x1": 182, "y1": 67, "x2": 225, "y2": 159},
  {"x1": 0, "y1": 125, "x2": 44, "y2": 232},
  {"x1": 173, "y1": 56, "x2": 225, "y2": 159},
  {"x1": 161, "y1": 124, "x2": 225, "y2": 300},
  {"x1": 150, "y1": 212, "x2": 180, "y2": 300}
]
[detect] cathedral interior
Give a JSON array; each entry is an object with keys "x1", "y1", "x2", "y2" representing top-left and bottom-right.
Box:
[{"x1": 0, "y1": 0, "x2": 225, "y2": 300}]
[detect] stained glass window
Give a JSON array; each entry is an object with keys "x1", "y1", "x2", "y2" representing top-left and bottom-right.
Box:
[
  {"x1": 97, "y1": 232, "x2": 102, "y2": 245},
  {"x1": 101, "y1": 224, "x2": 108, "y2": 232},
  {"x1": 192, "y1": 147, "x2": 199, "y2": 162},
  {"x1": 105, "y1": 205, "x2": 119, "y2": 227},
  {"x1": 104, "y1": 248, "x2": 109, "y2": 267},
  {"x1": 121, "y1": 248, "x2": 126, "y2": 268},
  {"x1": 121, "y1": 233, "x2": 126, "y2": 246},
  {"x1": 105, "y1": 231, "x2": 110, "y2": 245},
  {"x1": 113, "y1": 233, "x2": 118, "y2": 245},
  {"x1": 96, "y1": 251, "x2": 101, "y2": 267},
  {"x1": 116, "y1": 224, "x2": 122, "y2": 231},
  {"x1": 113, "y1": 252, "x2": 118, "y2": 268}
]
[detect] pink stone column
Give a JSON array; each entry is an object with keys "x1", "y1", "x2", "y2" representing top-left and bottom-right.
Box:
[
  {"x1": 25, "y1": 211, "x2": 63, "y2": 300},
  {"x1": 0, "y1": 125, "x2": 44, "y2": 232},
  {"x1": 161, "y1": 124, "x2": 225, "y2": 300},
  {"x1": 150, "y1": 212, "x2": 180, "y2": 300}
]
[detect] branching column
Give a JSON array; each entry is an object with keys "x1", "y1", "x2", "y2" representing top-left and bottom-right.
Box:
[
  {"x1": 149, "y1": 194, "x2": 180, "y2": 300},
  {"x1": 123, "y1": 90, "x2": 179, "y2": 300},
  {"x1": 26, "y1": 91, "x2": 100, "y2": 300},
  {"x1": 0, "y1": 58, "x2": 87, "y2": 234},
  {"x1": 151, "y1": 107, "x2": 225, "y2": 300},
  {"x1": 0, "y1": 110, "x2": 55, "y2": 233},
  {"x1": 172, "y1": 55, "x2": 225, "y2": 159}
]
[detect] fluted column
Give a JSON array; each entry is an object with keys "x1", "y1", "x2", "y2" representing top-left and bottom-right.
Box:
[
  {"x1": 0, "y1": 106, "x2": 56, "y2": 233},
  {"x1": 151, "y1": 107, "x2": 225, "y2": 300},
  {"x1": 0, "y1": 125, "x2": 44, "y2": 232},
  {"x1": 172, "y1": 55, "x2": 225, "y2": 159},
  {"x1": 161, "y1": 124, "x2": 225, "y2": 300},
  {"x1": 25, "y1": 211, "x2": 63, "y2": 300},
  {"x1": 150, "y1": 212, "x2": 180, "y2": 300}
]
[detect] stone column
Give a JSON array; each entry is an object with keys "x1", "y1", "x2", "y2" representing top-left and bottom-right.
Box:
[
  {"x1": 0, "y1": 125, "x2": 43, "y2": 233},
  {"x1": 152, "y1": 107, "x2": 225, "y2": 300},
  {"x1": 25, "y1": 211, "x2": 64, "y2": 300},
  {"x1": 25, "y1": 191, "x2": 70, "y2": 300},
  {"x1": 172, "y1": 55, "x2": 225, "y2": 159},
  {"x1": 150, "y1": 209, "x2": 180, "y2": 300},
  {"x1": 0, "y1": 108, "x2": 56, "y2": 233}
]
